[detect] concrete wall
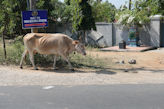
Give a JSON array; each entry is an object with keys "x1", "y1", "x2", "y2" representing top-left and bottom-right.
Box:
[
  {"x1": 138, "y1": 25, "x2": 151, "y2": 46},
  {"x1": 44, "y1": 16, "x2": 163, "y2": 47},
  {"x1": 88, "y1": 23, "x2": 129, "y2": 47},
  {"x1": 150, "y1": 17, "x2": 161, "y2": 47},
  {"x1": 113, "y1": 24, "x2": 129, "y2": 45},
  {"x1": 95, "y1": 23, "x2": 113, "y2": 47},
  {"x1": 91, "y1": 16, "x2": 163, "y2": 47}
]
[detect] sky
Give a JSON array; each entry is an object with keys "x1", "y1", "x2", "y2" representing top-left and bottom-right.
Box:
[
  {"x1": 107, "y1": 0, "x2": 129, "y2": 9},
  {"x1": 60, "y1": 0, "x2": 129, "y2": 9}
]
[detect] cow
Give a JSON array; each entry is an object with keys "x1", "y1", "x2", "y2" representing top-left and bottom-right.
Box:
[{"x1": 20, "y1": 33, "x2": 86, "y2": 71}]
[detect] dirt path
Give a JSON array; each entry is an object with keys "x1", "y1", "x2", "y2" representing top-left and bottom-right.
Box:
[
  {"x1": 1, "y1": 49, "x2": 164, "y2": 86},
  {"x1": 0, "y1": 64, "x2": 164, "y2": 86}
]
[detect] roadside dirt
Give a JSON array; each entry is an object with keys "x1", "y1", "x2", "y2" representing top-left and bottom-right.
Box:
[{"x1": 0, "y1": 49, "x2": 164, "y2": 86}]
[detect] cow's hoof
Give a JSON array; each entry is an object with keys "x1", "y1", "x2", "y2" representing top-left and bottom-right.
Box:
[
  {"x1": 35, "y1": 68, "x2": 39, "y2": 70},
  {"x1": 71, "y1": 69, "x2": 75, "y2": 72},
  {"x1": 20, "y1": 66, "x2": 23, "y2": 69},
  {"x1": 54, "y1": 68, "x2": 58, "y2": 71}
]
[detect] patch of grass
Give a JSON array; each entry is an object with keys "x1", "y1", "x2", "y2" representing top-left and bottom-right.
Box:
[
  {"x1": 0, "y1": 40, "x2": 24, "y2": 64},
  {"x1": 34, "y1": 54, "x2": 54, "y2": 66},
  {"x1": 86, "y1": 45, "x2": 100, "y2": 51},
  {"x1": 0, "y1": 47, "x2": 4, "y2": 63},
  {"x1": 70, "y1": 53, "x2": 106, "y2": 69}
]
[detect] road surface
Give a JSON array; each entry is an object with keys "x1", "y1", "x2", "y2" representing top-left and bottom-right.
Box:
[{"x1": 0, "y1": 85, "x2": 164, "y2": 109}]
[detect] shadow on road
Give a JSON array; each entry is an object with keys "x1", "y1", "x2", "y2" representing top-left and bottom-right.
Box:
[
  {"x1": 37, "y1": 62, "x2": 117, "y2": 75},
  {"x1": 95, "y1": 69, "x2": 116, "y2": 75},
  {"x1": 39, "y1": 67, "x2": 117, "y2": 75},
  {"x1": 29, "y1": 61, "x2": 164, "y2": 75},
  {"x1": 109, "y1": 67, "x2": 164, "y2": 73}
]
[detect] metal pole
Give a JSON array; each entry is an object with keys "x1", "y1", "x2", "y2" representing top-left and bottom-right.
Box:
[
  {"x1": 26, "y1": 0, "x2": 30, "y2": 10},
  {"x1": 29, "y1": 0, "x2": 38, "y2": 33}
]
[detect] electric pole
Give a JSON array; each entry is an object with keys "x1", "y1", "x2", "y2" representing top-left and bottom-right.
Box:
[{"x1": 29, "y1": 0, "x2": 38, "y2": 33}]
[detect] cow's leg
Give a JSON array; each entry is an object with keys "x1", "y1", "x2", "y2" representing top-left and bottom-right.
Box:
[
  {"x1": 20, "y1": 49, "x2": 28, "y2": 69},
  {"x1": 61, "y1": 54, "x2": 74, "y2": 71},
  {"x1": 29, "y1": 51, "x2": 38, "y2": 70},
  {"x1": 53, "y1": 55, "x2": 57, "y2": 70}
]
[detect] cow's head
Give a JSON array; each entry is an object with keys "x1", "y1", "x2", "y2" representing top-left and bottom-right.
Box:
[{"x1": 73, "y1": 40, "x2": 86, "y2": 56}]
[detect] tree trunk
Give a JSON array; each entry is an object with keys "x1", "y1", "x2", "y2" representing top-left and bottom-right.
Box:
[
  {"x1": 84, "y1": 30, "x2": 88, "y2": 45},
  {"x1": 2, "y1": 33, "x2": 7, "y2": 59},
  {"x1": 129, "y1": 0, "x2": 132, "y2": 10},
  {"x1": 81, "y1": 30, "x2": 86, "y2": 44},
  {"x1": 78, "y1": 30, "x2": 88, "y2": 45},
  {"x1": 83, "y1": 30, "x2": 86, "y2": 44}
]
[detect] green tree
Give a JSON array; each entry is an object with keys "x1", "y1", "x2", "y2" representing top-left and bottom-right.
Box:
[
  {"x1": 0, "y1": 0, "x2": 19, "y2": 35},
  {"x1": 116, "y1": 0, "x2": 163, "y2": 27},
  {"x1": 37, "y1": 0, "x2": 72, "y2": 24},
  {"x1": 66, "y1": 0, "x2": 83, "y2": 33},
  {"x1": 159, "y1": 0, "x2": 164, "y2": 15},
  {"x1": 78, "y1": 0, "x2": 96, "y2": 43},
  {"x1": 0, "y1": 0, "x2": 19, "y2": 59},
  {"x1": 0, "y1": 0, "x2": 27, "y2": 37},
  {"x1": 12, "y1": 0, "x2": 27, "y2": 35},
  {"x1": 133, "y1": 0, "x2": 163, "y2": 16},
  {"x1": 50, "y1": 0, "x2": 71, "y2": 23},
  {"x1": 92, "y1": 1, "x2": 116, "y2": 22},
  {"x1": 0, "y1": 0, "x2": 28, "y2": 58},
  {"x1": 79, "y1": 0, "x2": 96, "y2": 31},
  {"x1": 36, "y1": 0, "x2": 53, "y2": 20},
  {"x1": 66, "y1": 0, "x2": 96, "y2": 43}
]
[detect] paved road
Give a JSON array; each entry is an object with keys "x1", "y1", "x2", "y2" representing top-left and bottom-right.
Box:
[{"x1": 0, "y1": 84, "x2": 164, "y2": 109}]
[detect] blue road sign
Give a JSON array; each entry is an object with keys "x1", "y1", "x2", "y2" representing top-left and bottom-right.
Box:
[{"x1": 22, "y1": 10, "x2": 48, "y2": 29}]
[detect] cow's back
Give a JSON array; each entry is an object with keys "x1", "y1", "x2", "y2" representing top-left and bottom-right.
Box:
[
  {"x1": 38, "y1": 33, "x2": 73, "y2": 54},
  {"x1": 23, "y1": 33, "x2": 74, "y2": 54}
]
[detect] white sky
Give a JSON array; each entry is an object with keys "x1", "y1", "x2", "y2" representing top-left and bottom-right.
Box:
[
  {"x1": 106, "y1": 0, "x2": 129, "y2": 8},
  {"x1": 60, "y1": 0, "x2": 129, "y2": 9}
]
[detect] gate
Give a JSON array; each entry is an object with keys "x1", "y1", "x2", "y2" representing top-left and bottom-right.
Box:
[{"x1": 160, "y1": 19, "x2": 164, "y2": 47}]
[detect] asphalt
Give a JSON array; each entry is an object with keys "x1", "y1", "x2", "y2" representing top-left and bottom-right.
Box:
[{"x1": 0, "y1": 84, "x2": 164, "y2": 109}]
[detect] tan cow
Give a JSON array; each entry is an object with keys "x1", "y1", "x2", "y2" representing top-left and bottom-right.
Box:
[{"x1": 20, "y1": 33, "x2": 86, "y2": 71}]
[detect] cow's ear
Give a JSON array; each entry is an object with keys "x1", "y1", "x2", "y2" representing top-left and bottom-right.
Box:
[{"x1": 72, "y1": 40, "x2": 79, "y2": 45}]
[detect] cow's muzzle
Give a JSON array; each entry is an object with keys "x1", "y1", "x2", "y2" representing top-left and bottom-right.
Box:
[{"x1": 83, "y1": 52, "x2": 86, "y2": 56}]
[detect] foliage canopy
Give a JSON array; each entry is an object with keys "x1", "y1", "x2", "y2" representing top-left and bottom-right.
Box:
[
  {"x1": 91, "y1": 1, "x2": 116, "y2": 22},
  {"x1": 116, "y1": 0, "x2": 164, "y2": 26},
  {"x1": 0, "y1": 0, "x2": 163, "y2": 38}
]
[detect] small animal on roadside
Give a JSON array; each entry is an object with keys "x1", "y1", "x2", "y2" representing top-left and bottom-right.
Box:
[{"x1": 20, "y1": 33, "x2": 86, "y2": 71}]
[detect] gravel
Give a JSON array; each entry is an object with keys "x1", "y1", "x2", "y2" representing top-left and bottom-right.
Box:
[{"x1": 0, "y1": 65, "x2": 164, "y2": 86}]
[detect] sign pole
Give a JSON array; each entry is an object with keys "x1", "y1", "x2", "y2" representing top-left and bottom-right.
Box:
[
  {"x1": 29, "y1": 0, "x2": 38, "y2": 33},
  {"x1": 26, "y1": 0, "x2": 30, "y2": 10}
]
